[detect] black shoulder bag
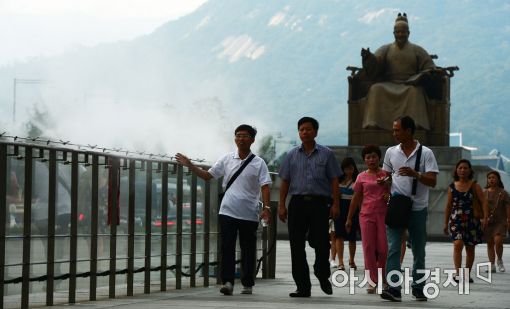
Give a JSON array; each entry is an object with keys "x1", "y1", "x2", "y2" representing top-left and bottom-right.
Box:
[
  {"x1": 385, "y1": 145, "x2": 422, "y2": 228},
  {"x1": 218, "y1": 154, "x2": 256, "y2": 204}
]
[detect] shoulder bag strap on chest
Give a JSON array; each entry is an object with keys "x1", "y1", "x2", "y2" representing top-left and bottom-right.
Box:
[
  {"x1": 223, "y1": 154, "x2": 256, "y2": 193},
  {"x1": 411, "y1": 145, "x2": 422, "y2": 196}
]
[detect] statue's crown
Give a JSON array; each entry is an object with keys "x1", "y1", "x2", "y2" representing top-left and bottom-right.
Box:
[{"x1": 395, "y1": 12, "x2": 408, "y2": 24}]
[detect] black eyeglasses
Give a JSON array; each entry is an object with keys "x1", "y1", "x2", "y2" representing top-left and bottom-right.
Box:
[{"x1": 235, "y1": 134, "x2": 252, "y2": 139}]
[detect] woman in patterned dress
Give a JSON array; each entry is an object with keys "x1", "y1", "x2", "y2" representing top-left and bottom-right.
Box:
[
  {"x1": 443, "y1": 159, "x2": 488, "y2": 281},
  {"x1": 484, "y1": 170, "x2": 510, "y2": 272}
]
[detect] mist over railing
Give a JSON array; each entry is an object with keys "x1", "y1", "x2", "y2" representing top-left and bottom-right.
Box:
[{"x1": 0, "y1": 137, "x2": 276, "y2": 308}]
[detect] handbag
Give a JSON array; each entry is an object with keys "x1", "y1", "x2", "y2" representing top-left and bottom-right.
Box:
[
  {"x1": 471, "y1": 181, "x2": 483, "y2": 219},
  {"x1": 385, "y1": 145, "x2": 422, "y2": 228},
  {"x1": 218, "y1": 154, "x2": 255, "y2": 204},
  {"x1": 386, "y1": 194, "x2": 413, "y2": 228}
]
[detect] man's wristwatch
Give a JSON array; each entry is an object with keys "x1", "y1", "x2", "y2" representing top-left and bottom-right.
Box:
[{"x1": 416, "y1": 172, "x2": 422, "y2": 180}]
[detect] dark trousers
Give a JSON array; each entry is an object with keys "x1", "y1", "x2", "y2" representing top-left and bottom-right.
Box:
[
  {"x1": 219, "y1": 214, "x2": 258, "y2": 287},
  {"x1": 288, "y1": 196, "x2": 331, "y2": 292}
]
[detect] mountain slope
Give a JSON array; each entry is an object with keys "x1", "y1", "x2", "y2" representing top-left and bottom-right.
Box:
[{"x1": 1, "y1": 0, "x2": 509, "y2": 157}]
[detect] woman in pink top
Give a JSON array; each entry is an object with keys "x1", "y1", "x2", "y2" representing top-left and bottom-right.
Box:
[{"x1": 346, "y1": 145, "x2": 391, "y2": 293}]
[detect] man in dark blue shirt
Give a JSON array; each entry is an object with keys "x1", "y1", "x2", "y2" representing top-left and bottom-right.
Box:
[{"x1": 278, "y1": 116, "x2": 342, "y2": 297}]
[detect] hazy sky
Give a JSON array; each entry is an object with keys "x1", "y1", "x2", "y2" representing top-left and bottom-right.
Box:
[{"x1": 0, "y1": 0, "x2": 207, "y2": 67}]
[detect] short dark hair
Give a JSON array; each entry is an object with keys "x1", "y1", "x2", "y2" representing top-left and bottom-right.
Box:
[
  {"x1": 297, "y1": 117, "x2": 319, "y2": 130},
  {"x1": 453, "y1": 159, "x2": 474, "y2": 181},
  {"x1": 395, "y1": 116, "x2": 416, "y2": 134},
  {"x1": 235, "y1": 124, "x2": 257, "y2": 138},
  {"x1": 339, "y1": 157, "x2": 359, "y2": 182},
  {"x1": 486, "y1": 170, "x2": 505, "y2": 189},
  {"x1": 361, "y1": 144, "x2": 381, "y2": 160}
]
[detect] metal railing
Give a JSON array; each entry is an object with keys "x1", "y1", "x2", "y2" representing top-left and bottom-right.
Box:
[{"x1": 0, "y1": 140, "x2": 277, "y2": 308}]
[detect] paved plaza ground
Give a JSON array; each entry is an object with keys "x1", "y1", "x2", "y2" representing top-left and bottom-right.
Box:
[{"x1": 7, "y1": 241, "x2": 510, "y2": 308}]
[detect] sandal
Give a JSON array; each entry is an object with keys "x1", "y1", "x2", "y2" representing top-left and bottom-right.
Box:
[
  {"x1": 338, "y1": 264, "x2": 345, "y2": 271},
  {"x1": 366, "y1": 285, "x2": 376, "y2": 294},
  {"x1": 349, "y1": 262, "x2": 357, "y2": 270}
]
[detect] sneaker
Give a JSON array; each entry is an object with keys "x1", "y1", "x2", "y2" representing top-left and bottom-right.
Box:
[
  {"x1": 497, "y1": 259, "x2": 506, "y2": 272},
  {"x1": 240, "y1": 286, "x2": 252, "y2": 294},
  {"x1": 330, "y1": 260, "x2": 338, "y2": 268},
  {"x1": 380, "y1": 288, "x2": 402, "y2": 302},
  {"x1": 220, "y1": 282, "x2": 233, "y2": 295},
  {"x1": 412, "y1": 289, "x2": 428, "y2": 301}
]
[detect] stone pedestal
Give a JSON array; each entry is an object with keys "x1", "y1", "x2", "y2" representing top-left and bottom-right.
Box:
[{"x1": 347, "y1": 99, "x2": 450, "y2": 146}]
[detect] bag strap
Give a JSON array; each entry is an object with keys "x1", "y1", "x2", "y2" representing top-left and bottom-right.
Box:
[
  {"x1": 411, "y1": 145, "x2": 423, "y2": 195},
  {"x1": 223, "y1": 154, "x2": 256, "y2": 194},
  {"x1": 487, "y1": 190, "x2": 502, "y2": 217}
]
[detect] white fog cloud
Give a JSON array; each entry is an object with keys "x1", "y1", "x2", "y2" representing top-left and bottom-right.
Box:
[
  {"x1": 0, "y1": 0, "x2": 208, "y2": 67},
  {"x1": 358, "y1": 8, "x2": 398, "y2": 24}
]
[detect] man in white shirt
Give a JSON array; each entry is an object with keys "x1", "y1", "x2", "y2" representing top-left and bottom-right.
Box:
[
  {"x1": 381, "y1": 116, "x2": 438, "y2": 302},
  {"x1": 175, "y1": 124, "x2": 272, "y2": 296}
]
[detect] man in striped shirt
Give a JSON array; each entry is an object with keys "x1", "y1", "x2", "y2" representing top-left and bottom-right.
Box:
[{"x1": 278, "y1": 116, "x2": 342, "y2": 297}]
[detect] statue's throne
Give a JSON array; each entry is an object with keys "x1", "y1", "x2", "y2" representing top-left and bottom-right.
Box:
[{"x1": 346, "y1": 57, "x2": 458, "y2": 146}]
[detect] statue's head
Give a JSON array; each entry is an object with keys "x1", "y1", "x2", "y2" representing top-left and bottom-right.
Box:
[
  {"x1": 395, "y1": 12, "x2": 408, "y2": 24},
  {"x1": 393, "y1": 13, "x2": 410, "y2": 48}
]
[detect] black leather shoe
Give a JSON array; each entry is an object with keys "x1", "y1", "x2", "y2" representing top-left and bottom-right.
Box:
[
  {"x1": 381, "y1": 288, "x2": 402, "y2": 302},
  {"x1": 319, "y1": 279, "x2": 333, "y2": 295},
  {"x1": 412, "y1": 288, "x2": 427, "y2": 301},
  {"x1": 289, "y1": 290, "x2": 311, "y2": 297}
]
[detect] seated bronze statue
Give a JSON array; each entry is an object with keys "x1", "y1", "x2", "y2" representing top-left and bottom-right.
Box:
[
  {"x1": 346, "y1": 13, "x2": 458, "y2": 146},
  {"x1": 363, "y1": 13, "x2": 439, "y2": 130}
]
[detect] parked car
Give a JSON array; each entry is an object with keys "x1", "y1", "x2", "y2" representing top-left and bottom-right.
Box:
[{"x1": 153, "y1": 202, "x2": 204, "y2": 232}]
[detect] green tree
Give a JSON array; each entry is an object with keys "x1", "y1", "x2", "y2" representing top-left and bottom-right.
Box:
[
  {"x1": 258, "y1": 135, "x2": 276, "y2": 171},
  {"x1": 24, "y1": 104, "x2": 51, "y2": 138}
]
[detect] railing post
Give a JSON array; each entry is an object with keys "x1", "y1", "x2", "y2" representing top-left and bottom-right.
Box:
[
  {"x1": 261, "y1": 216, "x2": 269, "y2": 279},
  {"x1": 190, "y1": 173, "x2": 197, "y2": 287},
  {"x1": 127, "y1": 159, "x2": 135, "y2": 296},
  {"x1": 46, "y1": 149, "x2": 57, "y2": 305},
  {"x1": 203, "y1": 180, "x2": 210, "y2": 287},
  {"x1": 144, "y1": 161, "x2": 152, "y2": 294},
  {"x1": 268, "y1": 201, "x2": 277, "y2": 279},
  {"x1": 108, "y1": 157, "x2": 119, "y2": 298},
  {"x1": 175, "y1": 164, "x2": 183, "y2": 289},
  {"x1": 21, "y1": 146, "x2": 33, "y2": 309},
  {"x1": 89, "y1": 155, "x2": 99, "y2": 300},
  {"x1": 160, "y1": 163, "x2": 168, "y2": 291},
  {"x1": 69, "y1": 151, "x2": 79, "y2": 303},
  {"x1": 0, "y1": 144, "x2": 7, "y2": 307},
  {"x1": 215, "y1": 180, "x2": 221, "y2": 285}
]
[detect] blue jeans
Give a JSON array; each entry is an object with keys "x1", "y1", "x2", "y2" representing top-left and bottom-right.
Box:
[{"x1": 385, "y1": 208, "x2": 428, "y2": 291}]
